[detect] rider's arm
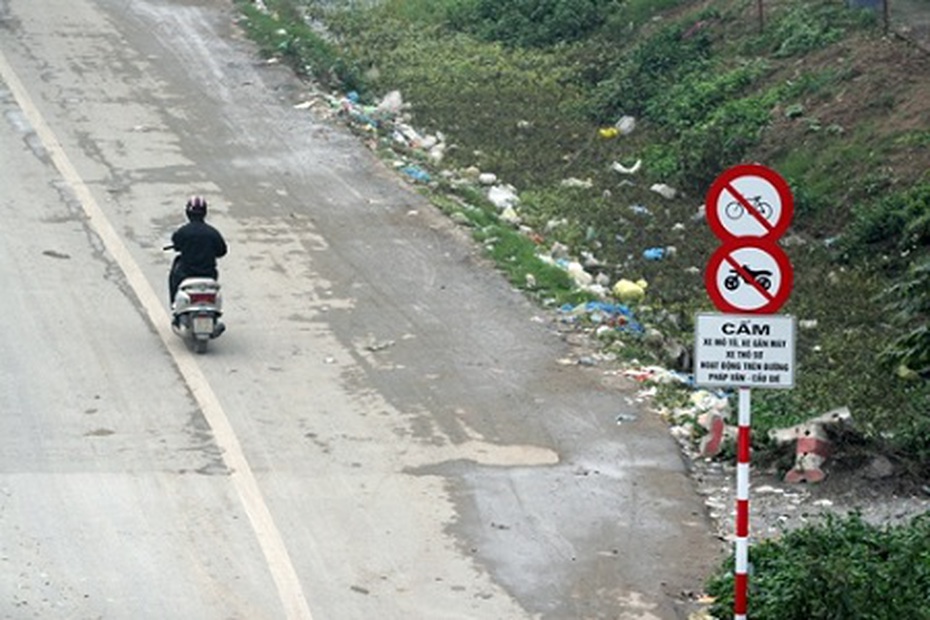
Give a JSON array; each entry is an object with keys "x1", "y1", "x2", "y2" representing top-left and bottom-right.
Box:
[
  {"x1": 171, "y1": 227, "x2": 184, "y2": 251},
  {"x1": 215, "y1": 232, "x2": 228, "y2": 258}
]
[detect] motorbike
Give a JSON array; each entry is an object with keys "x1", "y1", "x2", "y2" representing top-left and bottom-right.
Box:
[
  {"x1": 724, "y1": 265, "x2": 773, "y2": 292},
  {"x1": 164, "y1": 245, "x2": 225, "y2": 354}
]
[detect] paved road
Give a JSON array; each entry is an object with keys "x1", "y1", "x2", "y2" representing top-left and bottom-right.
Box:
[{"x1": 0, "y1": 1, "x2": 721, "y2": 618}]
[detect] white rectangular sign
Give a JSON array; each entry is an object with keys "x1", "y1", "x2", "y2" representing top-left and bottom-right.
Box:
[{"x1": 694, "y1": 313, "x2": 796, "y2": 388}]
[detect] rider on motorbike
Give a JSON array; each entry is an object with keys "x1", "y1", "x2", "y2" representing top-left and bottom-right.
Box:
[{"x1": 168, "y1": 196, "x2": 228, "y2": 323}]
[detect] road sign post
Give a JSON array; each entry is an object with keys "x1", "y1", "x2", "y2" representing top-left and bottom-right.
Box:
[{"x1": 697, "y1": 163, "x2": 797, "y2": 620}]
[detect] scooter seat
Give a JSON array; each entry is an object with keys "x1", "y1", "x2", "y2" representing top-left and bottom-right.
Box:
[{"x1": 179, "y1": 278, "x2": 221, "y2": 291}]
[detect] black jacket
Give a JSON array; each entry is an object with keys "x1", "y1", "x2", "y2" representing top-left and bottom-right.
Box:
[{"x1": 171, "y1": 219, "x2": 227, "y2": 276}]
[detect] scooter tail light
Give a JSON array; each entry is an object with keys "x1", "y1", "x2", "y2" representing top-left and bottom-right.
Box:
[{"x1": 189, "y1": 293, "x2": 217, "y2": 305}]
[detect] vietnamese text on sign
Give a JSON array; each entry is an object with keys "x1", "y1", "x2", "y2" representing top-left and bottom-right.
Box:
[{"x1": 694, "y1": 314, "x2": 796, "y2": 388}]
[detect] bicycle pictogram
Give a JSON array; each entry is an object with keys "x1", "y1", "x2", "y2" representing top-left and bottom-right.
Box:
[{"x1": 725, "y1": 196, "x2": 772, "y2": 221}]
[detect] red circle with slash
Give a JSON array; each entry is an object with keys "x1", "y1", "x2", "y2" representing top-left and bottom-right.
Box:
[
  {"x1": 705, "y1": 163, "x2": 794, "y2": 242},
  {"x1": 705, "y1": 240, "x2": 794, "y2": 314}
]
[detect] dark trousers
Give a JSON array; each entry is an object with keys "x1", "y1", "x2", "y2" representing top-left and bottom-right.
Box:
[{"x1": 169, "y1": 257, "x2": 218, "y2": 305}]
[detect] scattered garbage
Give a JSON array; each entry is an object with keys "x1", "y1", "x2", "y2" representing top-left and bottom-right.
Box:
[
  {"x1": 896, "y1": 364, "x2": 924, "y2": 381},
  {"x1": 549, "y1": 241, "x2": 571, "y2": 259},
  {"x1": 375, "y1": 90, "x2": 405, "y2": 116},
  {"x1": 561, "y1": 177, "x2": 594, "y2": 189},
  {"x1": 499, "y1": 206, "x2": 521, "y2": 225},
  {"x1": 365, "y1": 339, "x2": 396, "y2": 352},
  {"x1": 650, "y1": 183, "x2": 678, "y2": 200},
  {"x1": 537, "y1": 249, "x2": 612, "y2": 298},
  {"x1": 616, "y1": 412, "x2": 638, "y2": 425},
  {"x1": 559, "y1": 301, "x2": 643, "y2": 333},
  {"x1": 314, "y1": 85, "x2": 679, "y2": 345},
  {"x1": 612, "y1": 278, "x2": 648, "y2": 303},
  {"x1": 622, "y1": 365, "x2": 688, "y2": 384},
  {"x1": 643, "y1": 247, "x2": 666, "y2": 261},
  {"x1": 393, "y1": 123, "x2": 424, "y2": 147},
  {"x1": 611, "y1": 159, "x2": 642, "y2": 174},
  {"x1": 643, "y1": 246, "x2": 677, "y2": 261},
  {"x1": 488, "y1": 184, "x2": 519, "y2": 210},
  {"x1": 322, "y1": 88, "x2": 456, "y2": 172},
  {"x1": 426, "y1": 142, "x2": 446, "y2": 164},
  {"x1": 615, "y1": 115, "x2": 636, "y2": 135},
  {"x1": 581, "y1": 249, "x2": 603, "y2": 268},
  {"x1": 566, "y1": 261, "x2": 593, "y2": 287},
  {"x1": 401, "y1": 165, "x2": 431, "y2": 184}
]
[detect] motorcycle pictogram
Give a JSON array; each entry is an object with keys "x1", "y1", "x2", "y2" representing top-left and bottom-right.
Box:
[{"x1": 724, "y1": 265, "x2": 773, "y2": 291}]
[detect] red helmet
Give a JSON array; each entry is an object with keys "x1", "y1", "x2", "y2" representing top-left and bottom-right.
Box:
[{"x1": 185, "y1": 195, "x2": 208, "y2": 219}]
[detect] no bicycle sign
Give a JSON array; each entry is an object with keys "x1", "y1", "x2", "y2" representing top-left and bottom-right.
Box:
[
  {"x1": 705, "y1": 163, "x2": 794, "y2": 242},
  {"x1": 703, "y1": 163, "x2": 795, "y2": 315}
]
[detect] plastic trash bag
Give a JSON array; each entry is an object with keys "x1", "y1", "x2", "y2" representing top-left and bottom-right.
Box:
[
  {"x1": 615, "y1": 115, "x2": 636, "y2": 135},
  {"x1": 488, "y1": 184, "x2": 519, "y2": 210},
  {"x1": 643, "y1": 247, "x2": 666, "y2": 261},
  {"x1": 613, "y1": 278, "x2": 648, "y2": 303}
]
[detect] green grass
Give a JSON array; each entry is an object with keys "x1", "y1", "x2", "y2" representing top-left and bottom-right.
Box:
[{"x1": 706, "y1": 513, "x2": 930, "y2": 620}]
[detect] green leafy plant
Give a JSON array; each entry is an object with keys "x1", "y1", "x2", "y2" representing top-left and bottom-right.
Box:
[
  {"x1": 604, "y1": 0, "x2": 689, "y2": 30},
  {"x1": 645, "y1": 60, "x2": 770, "y2": 132},
  {"x1": 587, "y1": 22, "x2": 713, "y2": 122},
  {"x1": 846, "y1": 182, "x2": 930, "y2": 256},
  {"x1": 676, "y1": 92, "x2": 779, "y2": 191},
  {"x1": 445, "y1": 0, "x2": 615, "y2": 48},
  {"x1": 764, "y1": 2, "x2": 848, "y2": 58},
  {"x1": 879, "y1": 259, "x2": 930, "y2": 375},
  {"x1": 706, "y1": 513, "x2": 930, "y2": 620}
]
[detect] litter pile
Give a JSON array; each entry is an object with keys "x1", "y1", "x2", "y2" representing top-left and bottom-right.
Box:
[{"x1": 299, "y1": 88, "x2": 669, "y2": 314}]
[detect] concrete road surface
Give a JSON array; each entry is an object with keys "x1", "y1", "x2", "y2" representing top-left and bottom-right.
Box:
[{"x1": 0, "y1": 1, "x2": 722, "y2": 618}]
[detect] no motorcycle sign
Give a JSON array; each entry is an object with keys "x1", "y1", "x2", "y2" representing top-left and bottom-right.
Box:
[{"x1": 704, "y1": 240, "x2": 793, "y2": 315}]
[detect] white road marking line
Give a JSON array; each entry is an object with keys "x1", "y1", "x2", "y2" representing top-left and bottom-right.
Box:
[{"x1": 0, "y1": 47, "x2": 314, "y2": 620}]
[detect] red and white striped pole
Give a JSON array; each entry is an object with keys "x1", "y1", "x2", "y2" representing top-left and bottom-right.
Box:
[{"x1": 735, "y1": 386, "x2": 751, "y2": 619}]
